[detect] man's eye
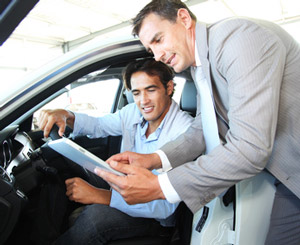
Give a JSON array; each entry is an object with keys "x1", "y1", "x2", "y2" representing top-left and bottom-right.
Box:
[
  {"x1": 156, "y1": 36, "x2": 162, "y2": 43},
  {"x1": 133, "y1": 92, "x2": 139, "y2": 96}
]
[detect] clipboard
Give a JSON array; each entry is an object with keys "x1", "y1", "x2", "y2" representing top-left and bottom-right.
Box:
[{"x1": 48, "y1": 137, "x2": 125, "y2": 176}]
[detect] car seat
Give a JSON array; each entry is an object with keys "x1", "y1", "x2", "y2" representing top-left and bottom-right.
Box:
[
  {"x1": 124, "y1": 88, "x2": 134, "y2": 104},
  {"x1": 179, "y1": 78, "x2": 197, "y2": 117}
]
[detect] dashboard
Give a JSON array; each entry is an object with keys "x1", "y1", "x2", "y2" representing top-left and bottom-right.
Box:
[
  {"x1": 0, "y1": 125, "x2": 36, "y2": 243},
  {"x1": 0, "y1": 126, "x2": 36, "y2": 180}
]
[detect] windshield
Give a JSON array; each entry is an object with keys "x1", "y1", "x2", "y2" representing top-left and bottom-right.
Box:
[
  {"x1": 1, "y1": 74, "x2": 36, "y2": 108},
  {"x1": 0, "y1": 50, "x2": 64, "y2": 108},
  {"x1": 0, "y1": 33, "x2": 138, "y2": 111}
]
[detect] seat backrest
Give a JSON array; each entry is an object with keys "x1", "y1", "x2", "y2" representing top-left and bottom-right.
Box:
[{"x1": 180, "y1": 79, "x2": 197, "y2": 117}]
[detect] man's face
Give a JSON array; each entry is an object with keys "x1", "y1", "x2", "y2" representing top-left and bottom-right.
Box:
[
  {"x1": 131, "y1": 71, "x2": 173, "y2": 128},
  {"x1": 139, "y1": 13, "x2": 195, "y2": 73}
]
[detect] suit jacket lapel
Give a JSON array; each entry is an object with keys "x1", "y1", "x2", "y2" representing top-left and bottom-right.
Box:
[
  {"x1": 195, "y1": 22, "x2": 230, "y2": 138},
  {"x1": 195, "y1": 22, "x2": 213, "y2": 95}
]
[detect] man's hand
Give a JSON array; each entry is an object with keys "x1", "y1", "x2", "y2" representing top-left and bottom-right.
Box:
[
  {"x1": 65, "y1": 177, "x2": 111, "y2": 205},
  {"x1": 95, "y1": 161, "x2": 165, "y2": 204},
  {"x1": 38, "y1": 109, "x2": 75, "y2": 138},
  {"x1": 107, "y1": 151, "x2": 162, "y2": 170}
]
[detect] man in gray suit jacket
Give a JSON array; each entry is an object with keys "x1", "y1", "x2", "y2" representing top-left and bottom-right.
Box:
[{"x1": 96, "y1": 0, "x2": 300, "y2": 243}]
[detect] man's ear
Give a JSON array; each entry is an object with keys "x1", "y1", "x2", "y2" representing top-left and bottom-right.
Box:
[
  {"x1": 167, "y1": 80, "x2": 174, "y2": 96},
  {"x1": 177, "y1": 8, "x2": 193, "y2": 29}
]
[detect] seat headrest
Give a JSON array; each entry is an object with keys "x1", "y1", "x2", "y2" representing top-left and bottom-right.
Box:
[
  {"x1": 180, "y1": 80, "x2": 197, "y2": 117},
  {"x1": 125, "y1": 89, "x2": 134, "y2": 104}
]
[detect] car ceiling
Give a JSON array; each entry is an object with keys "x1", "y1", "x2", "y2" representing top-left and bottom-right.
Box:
[
  {"x1": 0, "y1": 0, "x2": 299, "y2": 74},
  {"x1": 3, "y1": 0, "x2": 300, "y2": 46}
]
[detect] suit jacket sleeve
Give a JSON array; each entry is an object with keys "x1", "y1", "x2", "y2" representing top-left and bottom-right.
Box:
[{"x1": 160, "y1": 111, "x2": 205, "y2": 168}]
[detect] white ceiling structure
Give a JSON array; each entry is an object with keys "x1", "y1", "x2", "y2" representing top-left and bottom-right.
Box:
[{"x1": 1, "y1": 0, "x2": 300, "y2": 84}]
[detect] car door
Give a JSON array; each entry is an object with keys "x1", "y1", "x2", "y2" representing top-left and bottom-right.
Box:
[{"x1": 0, "y1": 37, "x2": 150, "y2": 244}]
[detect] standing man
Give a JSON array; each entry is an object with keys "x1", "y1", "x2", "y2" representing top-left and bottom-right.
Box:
[
  {"x1": 97, "y1": 0, "x2": 300, "y2": 244},
  {"x1": 38, "y1": 58, "x2": 194, "y2": 244}
]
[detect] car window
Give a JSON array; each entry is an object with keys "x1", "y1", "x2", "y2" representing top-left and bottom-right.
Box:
[
  {"x1": 32, "y1": 74, "x2": 187, "y2": 130},
  {"x1": 173, "y1": 76, "x2": 186, "y2": 105},
  {"x1": 32, "y1": 78, "x2": 120, "y2": 130}
]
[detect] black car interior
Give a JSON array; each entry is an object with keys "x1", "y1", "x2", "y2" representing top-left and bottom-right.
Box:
[{"x1": 0, "y1": 59, "x2": 197, "y2": 245}]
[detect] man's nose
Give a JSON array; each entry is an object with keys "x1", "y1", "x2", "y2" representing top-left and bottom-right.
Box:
[
  {"x1": 153, "y1": 47, "x2": 164, "y2": 62},
  {"x1": 140, "y1": 92, "x2": 150, "y2": 104}
]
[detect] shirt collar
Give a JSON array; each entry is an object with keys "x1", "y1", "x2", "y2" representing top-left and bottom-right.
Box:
[
  {"x1": 139, "y1": 115, "x2": 166, "y2": 139},
  {"x1": 195, "y1": 39, "x2": 201, "y2": 67},
  {"x1": 138, "y1": 100, "x2": 174, "y2": 140},
  {"x1": 140, "y1": 118, "x2": 147, "y2": 128}
]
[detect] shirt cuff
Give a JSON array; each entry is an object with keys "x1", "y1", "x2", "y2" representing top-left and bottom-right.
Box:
[
  {"x1": 109, "y1": 189, "x2": 124, "y2": 208},
  {"x1": 155, "y1": 150, "x2": 172, "y2": 172},
  {"x1": 72, "y1": 112, "x2": 83, "y2": 136},
  {"x1": 158, "y1": 172, "x2": 181, "y2": 203}
]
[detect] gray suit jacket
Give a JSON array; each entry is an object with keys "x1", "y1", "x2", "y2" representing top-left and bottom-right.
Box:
[{"x1": 161, "y1": 17, "x2": 300, "y2": 213}]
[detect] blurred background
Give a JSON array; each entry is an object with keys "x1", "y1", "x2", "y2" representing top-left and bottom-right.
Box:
[{"x1": 1, "y1": 0, "x2": 300, "y2": 86}]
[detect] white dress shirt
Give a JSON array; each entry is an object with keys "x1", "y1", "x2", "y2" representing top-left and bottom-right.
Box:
[{"x1": 157, "y1": 41, "x2": 219, "y2": 203}]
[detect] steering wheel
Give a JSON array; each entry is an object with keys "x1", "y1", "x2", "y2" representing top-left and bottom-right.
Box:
[
  {"x1": 48, "y1": 124, "x2": 91, "y2": 182},
  {"x1": 48, "y1": 124, "x2": 62, "y2": 140}
]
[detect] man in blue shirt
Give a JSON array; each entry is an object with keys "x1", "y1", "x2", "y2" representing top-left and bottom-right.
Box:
[{"x1": 38, "y1": 58, "x2": 193, "y2": 244}]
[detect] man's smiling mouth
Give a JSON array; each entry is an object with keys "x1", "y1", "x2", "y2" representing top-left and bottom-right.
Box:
[
  {"x1": 166, "y1": 54, "x2": 176, "y2": 66},
  {"x1": 143, "y1": 106, "x2": 154, "y2": 113}
]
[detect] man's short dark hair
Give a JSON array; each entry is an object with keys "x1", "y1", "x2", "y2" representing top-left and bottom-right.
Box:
[
  {"x1": 132, "y1": 0, "x2": 197, "y2": 37},
  {"x1": 123, "y1": 58, "x2": 175, "y2": 97}
]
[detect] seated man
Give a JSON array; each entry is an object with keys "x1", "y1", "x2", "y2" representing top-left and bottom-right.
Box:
[{"x1": 38, "y1": 58, "x2": 194, "y2": 244}]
